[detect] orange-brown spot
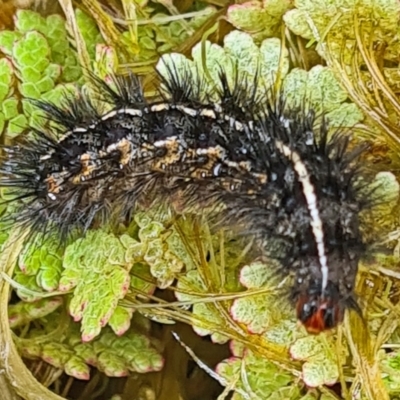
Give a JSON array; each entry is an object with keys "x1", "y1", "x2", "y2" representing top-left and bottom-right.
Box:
[
  {"x1": 116, "y1": 138, "x2": 132, "y2": 166},
  {"x1": 221, "y1": 178, "x2": 241, "y2": 192},
  {"x1": 152, "y1": 138, "x2": 182, "y2": 171},
  {"x1": 71, "y1": 153, "x2": 95, "y2": 184},
  {"x1": 188, "y1": 147, "x2": 225, "y2": 179},
  {"x1": 45, "y1": 175, "x2": 60, "y2": 194},
  {"x1": 254, "y1": 173, "x2": 267, "y2": 184}
]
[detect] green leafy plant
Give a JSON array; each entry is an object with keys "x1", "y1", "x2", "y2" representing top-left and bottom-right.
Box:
[{"x1": 1, "y1": 2, "x2": 400, "y2": 400}]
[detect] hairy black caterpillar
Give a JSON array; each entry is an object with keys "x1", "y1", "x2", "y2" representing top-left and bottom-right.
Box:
[{"x1": 0, "y1": 64, "x2": 373, "y2": 334}]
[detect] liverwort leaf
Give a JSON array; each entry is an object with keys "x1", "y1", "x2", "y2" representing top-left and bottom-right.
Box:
[
  {"x1": 230, "y1": 260, "x2": 288, "y2": 335},
  {"x1": 64, "y1": 356, "x2": 90, "y2": 380},
  {"x1": 108, "y1": 306, "x2": 133, "y2": 336},
  {"x1": 176, "y1": 270, "x2": 229, "y2": 343},
  {"x1": 216, "y1": 349, "x2": 295, "y2": 399},
  {"x1": 9, "y1": 297, "x2": 63, "y2": 328},
  {"x1": 16, "y1": 234, "x2": 64, "y2": 297},
  {"x1": 290, "y1": 336, "x2": 339, "y2": 387},
  {"x1": 60, "y1": 230, "x2": 133, "y2": 341}
]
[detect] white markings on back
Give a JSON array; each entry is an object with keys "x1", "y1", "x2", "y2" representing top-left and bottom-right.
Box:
[
  {"x1": 121, "y1": 108, "x2": 143, "y2": 117},
  {"x1": 213, "y1": 164, "x2": 222, "y2": 176},
  {"x1": 176, "y1": 105, "x2": 197, "y2": 117},
  {"x1": 200, "y1": 109, "x2": 216, "y2": 119},
  {"x1": 101, "y1": 110, "x2": 117, "y2": 121},
  {"x1": 275, "y1": 139, "x2": 328, "y2": 294},
  {"x1": 72, "y1": 127, "x2": 87, "y2": 133},
  {"x1": 151, "y1": 104, "x2": 169, "y2": 112},
  {"x1": 235, "y1": 121, "x2": 244, "y2": 131}
]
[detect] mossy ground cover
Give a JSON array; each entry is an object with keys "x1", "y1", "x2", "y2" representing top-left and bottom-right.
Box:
[{"x1": 1, "y1": 1, "x2": 400, "y2": 399}]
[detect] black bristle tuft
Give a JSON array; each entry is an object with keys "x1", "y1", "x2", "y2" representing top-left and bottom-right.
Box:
[
  {"x1": 157, "y1": 61, "x2": 204, "y2": 105},
  {"x1": 91, "y1": 72, "x2": 146, "y2": 109},
  {"x1": 31, "y1": 94, "x2": 101, "y2": 132},
  {"x1": 215, "y1": 66, "x2": 262, "y2": 120}
]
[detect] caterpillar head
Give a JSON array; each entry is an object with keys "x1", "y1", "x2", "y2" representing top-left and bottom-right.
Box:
[
  {"x1": 296, "y1": 281, "x2": 343, "y2": 333},
  {"x1": 295, "y1": 279, "x2": 360, "y2": 333}
]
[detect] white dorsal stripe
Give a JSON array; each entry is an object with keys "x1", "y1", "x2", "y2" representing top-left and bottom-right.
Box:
[{"x1": 275, "y1": 139, "x2": 328, "y2": 293}]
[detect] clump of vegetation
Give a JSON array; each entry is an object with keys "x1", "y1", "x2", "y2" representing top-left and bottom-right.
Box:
[{"x1": 1, "y1": 1, "x2": 400, "y2": 400}]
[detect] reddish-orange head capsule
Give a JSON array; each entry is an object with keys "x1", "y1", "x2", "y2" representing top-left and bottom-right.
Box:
[{"x1": 295, "y1": 281, "x2": 346, "y2": 334}]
